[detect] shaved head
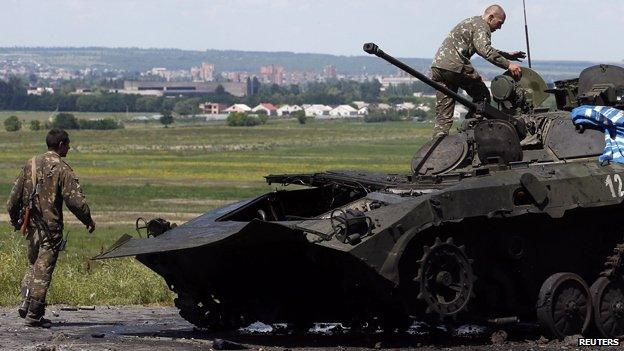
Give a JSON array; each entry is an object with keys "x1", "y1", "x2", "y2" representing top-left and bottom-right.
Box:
[
  {"x1": 484, "y1": 4, "x2": 506, "y2": 19},
  {"x1": 483, "y1": 4, "x2": 506, "y2": 31}
]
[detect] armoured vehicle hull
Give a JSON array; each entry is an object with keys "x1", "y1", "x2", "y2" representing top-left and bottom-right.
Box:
[{"x1": 98, "y1": 44, "x2": 624, "y2": 339}]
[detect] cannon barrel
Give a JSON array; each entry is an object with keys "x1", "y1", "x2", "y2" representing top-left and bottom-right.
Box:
[
  {"x1": 363, "y1": 43, "x2": 476, "y2": 109},
  {"x1": 363, "y1": 42, "x2": 511, "y2": 121}
]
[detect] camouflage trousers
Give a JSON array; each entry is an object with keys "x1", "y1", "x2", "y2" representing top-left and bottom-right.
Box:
[
  {"x1": 431, "y1": 66, "x2": 491, "y2": 138},
  {"x1": 21, "y1": 228, "x2": 62, "y2": 317}
]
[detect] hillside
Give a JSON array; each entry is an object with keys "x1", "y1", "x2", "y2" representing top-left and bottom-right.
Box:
[{"x1": 0, "y1": 47, "x2": 609, "y2": 81}]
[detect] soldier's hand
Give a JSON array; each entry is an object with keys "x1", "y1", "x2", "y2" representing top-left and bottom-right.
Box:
[
  {"x1": 508, "y1": 63, "x2": 522, "y2": 78},
  {"x1": 507, "y1": 51, "x2": 527, "y2": 61},
  {"x1": 87, "y1": 220, "x2": 96, "y2": 233}
]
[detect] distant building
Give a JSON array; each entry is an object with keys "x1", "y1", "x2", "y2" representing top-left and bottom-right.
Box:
[
  {"x1": 396, "y1": 102, "x2": 416, "y2": 110},
  {"x1": 378, "y1": 76, "x2": 419, "y2": 88},
  {"x1": 329, "y1": 105, "x2": 358, "y2": 118},
  {"x1": 260, "y1": 64, "x2": 285, "y2": 85},
  {"x1": 358, "y1": 107, "x2": 369, "y2": 115},
  {"x1": 199, "y1": 102, "x2": 230, "y2": 114},
  {"x1": 284, "y1": 71, "x2": 319, "y2": 85},
  {"x1": 417, "y1": 104, "x2": 431, "y2": 112},
  {"x1": 224, "y1": 104, "x2": 252, "y2": 113},
  {"x1": 252, "y1": 103, "x2": 278, "y2": 116},
  {"x1": 376, "y1": 103, "x2": 392, "y2": 111},
  {"x1": 120, "y1": 81, "x2": 247, "y2": 97},
  {"x1": 27, "y1": 87, "x2": 54, "y2": 95},
  {"x1": 201, "y1": 62, "x2": 215, "y2": 81},
  {"x1": 276, "y1": 105, "x2": 303, "y2": 116},
  {"x1": 71, "y1": 88, "x2": 95, "y2": 95},
  {"x1": 191, "y1": 62, "x2": 215, "y2": 82},
  {"x1": 223, "y1": 71, "x2": 251, "y2": 83},
  {"x1": 352, "y1": 101, "x2": 369, "y2": 109},
  {"x1": 304, "y1": 104, "x2": 332, "y2": 117},
  {"x1": 323, "y1": 65, "x2": 337, "y2": 78},
  {"x1": 147, "y1": 67, "x2": 191, "y2": 81}
]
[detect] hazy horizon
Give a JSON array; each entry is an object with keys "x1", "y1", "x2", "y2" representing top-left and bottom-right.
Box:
[
  {"x1": 0, "y1": 46, "x2": 618, "y2": 65},
  {"x1": 2, "y1": 0, "x2": 623, "y2": 62}
]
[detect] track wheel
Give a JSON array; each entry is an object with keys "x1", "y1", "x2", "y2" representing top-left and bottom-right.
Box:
[
  {"x1": 414, "y1": 237, "x2": 475, "y2": 317},
  {"x1": 590, "y1": 276, "x2": 624, "y2": 338},
  {"x1": 536, "y1": 272, "x2": 592, "y2": 339}
]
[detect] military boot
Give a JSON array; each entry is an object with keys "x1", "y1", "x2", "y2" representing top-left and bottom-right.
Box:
[
  {"x1": 24, "y1": 299, "x2": 51, "y2": 328},
  {"x1": 18, "y1": 287, "x2": 30, "y2": 318},
  {"x1": 18, "y1": 298, "x2": 30, "y2": 318}
]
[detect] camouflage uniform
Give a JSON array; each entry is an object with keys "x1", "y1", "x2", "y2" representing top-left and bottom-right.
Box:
[
  {"x1": 431, "y1": 16, "x2": 510, "y2": 138},
  {"x1": 6, "y1": 150, "x2": 92, "y2": 322}
]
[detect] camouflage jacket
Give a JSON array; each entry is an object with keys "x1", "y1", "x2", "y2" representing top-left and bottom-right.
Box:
[
  {"x1": 431, "y1": 16, "x2": 510, "y2": 73},
  {"x1": 6, "y1": 151, "x2": 92, "y2": 232}
]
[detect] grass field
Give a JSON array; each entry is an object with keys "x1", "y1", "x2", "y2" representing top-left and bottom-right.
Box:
[{"x1": 0, "y1": 116, "x2": 432, "y2": 306}]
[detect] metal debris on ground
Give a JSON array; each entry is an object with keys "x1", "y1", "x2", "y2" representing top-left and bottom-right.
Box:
[
  {"x1": 490, "y1": 330, "x2": 508, "y2": 344},
  {"x1": 212, "y1": 338, "x2": 247, "y2": 350}
]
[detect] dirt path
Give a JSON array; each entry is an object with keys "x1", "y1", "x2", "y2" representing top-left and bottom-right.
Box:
[{"x1": 0, "y1": 305, "x2": 616, "y2": 351}]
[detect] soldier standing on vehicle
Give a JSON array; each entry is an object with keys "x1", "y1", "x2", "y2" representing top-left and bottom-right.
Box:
[
  {"x1": 6, "y1": 128, "x2": 96, "y2": 328},
  {"x1": 430, "y1": 4, "x2": 525, "y2": 138}
]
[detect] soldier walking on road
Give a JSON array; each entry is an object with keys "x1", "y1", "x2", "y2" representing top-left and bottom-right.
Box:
[
  {"x1": 431, "y1": 4, "x2": 526, "y2": 138},
  {"x1": 6, "y1": 128, "x2": 96, "y2": 328}
]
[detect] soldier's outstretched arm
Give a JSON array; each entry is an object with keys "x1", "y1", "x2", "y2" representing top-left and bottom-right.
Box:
[
  {"x1": 6, "y1": 166, "x2": 26, "y2": 229},
  {"x1": 59, "y1": 165, "x2": 94, "y2": 232},
  {"x1": 473, "y1": 29, "x2": 510, "y2": 70}
]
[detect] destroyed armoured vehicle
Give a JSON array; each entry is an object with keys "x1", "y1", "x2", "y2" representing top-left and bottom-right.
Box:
[{"x1": 97, "y1": 43, "x2": 624, "y2": 340}]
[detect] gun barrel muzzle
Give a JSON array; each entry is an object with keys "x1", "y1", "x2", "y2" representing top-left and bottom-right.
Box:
[{"x1": 363, "y1": 43, "x2": 379, "y2": 55}]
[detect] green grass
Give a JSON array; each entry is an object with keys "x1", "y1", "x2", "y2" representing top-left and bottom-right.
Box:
[
  {"x1": 0, "y1": 223, "x2": 174, "y2": 305},
  {"x1": 0, "y1": 118, "x2": 432, "y2": 305}
]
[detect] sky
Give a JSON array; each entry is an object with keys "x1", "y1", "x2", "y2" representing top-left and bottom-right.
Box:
[{"x1": 2, "y1": 0, "x2": 623, "y2": 62}]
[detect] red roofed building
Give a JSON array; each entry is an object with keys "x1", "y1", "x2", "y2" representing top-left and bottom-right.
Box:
[{"x1": 252, "y1": 103, "x2": 278, "y2": 116}]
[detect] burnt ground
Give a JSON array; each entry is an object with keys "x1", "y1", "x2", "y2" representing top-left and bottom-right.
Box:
[{"x1": 0, "y1": 305, "x2": 618, "y2": 351}]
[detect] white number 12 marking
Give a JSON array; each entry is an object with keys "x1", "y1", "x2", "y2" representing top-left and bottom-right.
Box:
[{"x1": 605, "y1": 174, "x2": 624, "y2": 198}]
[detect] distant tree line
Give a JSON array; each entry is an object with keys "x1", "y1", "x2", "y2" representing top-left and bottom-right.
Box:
[
  {"x1": 3, "y1": 112, "x2": 123, "y2": 132},
  {"x1": 0, "y1": 75, "x2": 434, "y2": 113}
]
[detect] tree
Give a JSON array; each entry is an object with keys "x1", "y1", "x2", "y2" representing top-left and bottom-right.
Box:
[
  {"x1": 258, "y1": 114, "x2": 268, "y2": 125},
  {"x1": 160, "y1": 108, "x2": 174, "y2": 127},
  {"x1": 29, "y1": 120, "x2": 41, "y2": 131},
  {"x1": 52, "y1": 113, "x2": 80, "y2": 129},
  {"x1": 79, "y1": 118, "x2": 123, "y2": 130},
  {"x1": 174, "y1": 99, "x2": 200, "y2": 116},
  {"x1": 4, "y1": 115, "x2": 21, "y2": 131},
  {"x1": 215, "y1": 85, "x2": 226, "y2": 95},
  {"x1": 227, "y1": 112, "x2": 261, "y2": 127},
  {"x1": 292, "y1": 110, "x2": 307, "y2": 124}
]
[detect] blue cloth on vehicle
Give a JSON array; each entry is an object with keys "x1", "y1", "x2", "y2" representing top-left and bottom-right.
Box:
[{"x1": 570, "y1": 105, "x2": 624, "y2": 163}]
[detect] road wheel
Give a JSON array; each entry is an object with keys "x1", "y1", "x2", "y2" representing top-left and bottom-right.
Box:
[
  {"x1": 590, "y1": 276, "x2": 624, "y2": 338},
  {"x1": 536, "y1": 272, "x2": 592, "y2": 339}
]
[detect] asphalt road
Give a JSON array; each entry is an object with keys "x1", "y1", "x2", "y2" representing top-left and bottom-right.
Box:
[{"x1": 0, "y1": 305, "x2": 618, "y2": 351}]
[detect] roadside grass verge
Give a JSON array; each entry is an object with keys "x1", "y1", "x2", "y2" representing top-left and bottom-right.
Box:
[{"x1": 0, "y1": 223, "x2": 174, "y2": 306}]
